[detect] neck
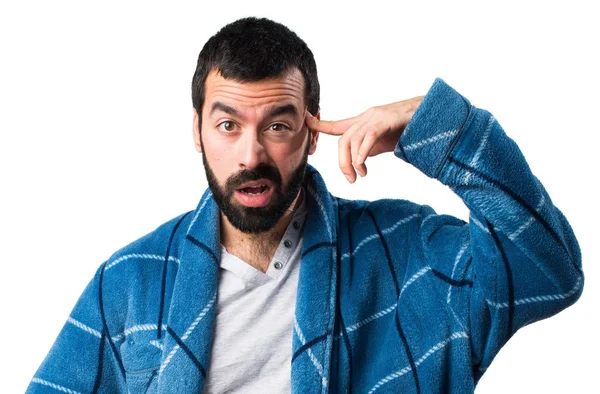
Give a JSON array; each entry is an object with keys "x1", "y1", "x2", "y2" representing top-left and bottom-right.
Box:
[{"x1": 220, "y1": 188, "x2": 304, "y2": 271}]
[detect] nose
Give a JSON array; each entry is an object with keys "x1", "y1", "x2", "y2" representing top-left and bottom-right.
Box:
[{"x1": 238, "y1": 129, "x2": 268, "y2": 170}]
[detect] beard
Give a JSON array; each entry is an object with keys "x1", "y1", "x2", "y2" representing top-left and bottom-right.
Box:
[{"x1": 201, "y1": 135, "x2": 310, "y2": 234}]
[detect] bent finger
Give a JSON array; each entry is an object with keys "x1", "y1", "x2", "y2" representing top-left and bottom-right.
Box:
[
  {"x1": 338, "y1": 132, "x2": 356, "y2": 183},
  {"x1": 357, "y1": 127, "x2": 382, "y2": 166},
  {"x1": 350, "y1": 123, "x2": 370, "y2": 177}
]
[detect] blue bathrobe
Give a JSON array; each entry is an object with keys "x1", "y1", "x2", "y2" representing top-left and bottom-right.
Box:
[{"x1": 27, "y1": 78, "x2": 584, "y2": 394}]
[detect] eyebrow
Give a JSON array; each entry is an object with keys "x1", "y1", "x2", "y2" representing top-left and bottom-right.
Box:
[
  {"x1": 209, "y1": 101, "x2": 300, "y2": 120},
  {"x1": 265, "y1": 104, "x2": 299, "y2": 118},
  {"x1": 210, "y1": 102, "x2": 241, "y2": 118}
]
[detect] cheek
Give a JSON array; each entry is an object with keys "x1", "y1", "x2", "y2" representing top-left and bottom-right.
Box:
[
  {"x1": 203, "y1": 139, "x2": 228, "y2": 177},
  {"x1": 268, "y1": 138, "x2": 306, "y2": 180}
]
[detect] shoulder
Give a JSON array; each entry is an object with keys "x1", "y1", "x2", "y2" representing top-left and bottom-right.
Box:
[
  {"x1": 81, "y1": 210, "x2": 195, "y2": 330},
  {"x1": 334, "y1": 195, "x2": 429, "y2": 231},
  {"x1": 88, "y1": 210, "x2": 195, "y2": 311},
  {"x1": 103, "y1": 210, "x2": 195, "y2": 272}
]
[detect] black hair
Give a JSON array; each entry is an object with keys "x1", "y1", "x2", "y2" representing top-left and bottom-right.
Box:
[{"x1": 191, "y1": 17, "x2": 320, "y2": 128}]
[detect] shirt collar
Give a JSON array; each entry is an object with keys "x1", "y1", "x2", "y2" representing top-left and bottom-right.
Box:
[{"x1": 219, "y1": 186, "x2": 308, "y2": 280}]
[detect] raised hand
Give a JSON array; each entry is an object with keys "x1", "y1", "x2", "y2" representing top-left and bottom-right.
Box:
[{"x1": 305, "y1": 96, "x2": 424, "y2": 183}]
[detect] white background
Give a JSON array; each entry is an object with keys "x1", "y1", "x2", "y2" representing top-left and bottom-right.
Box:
[{"x1": 1, "y1": 1, "x2": 598, "y2": 392}]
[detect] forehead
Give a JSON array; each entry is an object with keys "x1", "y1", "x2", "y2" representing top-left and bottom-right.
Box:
[{"x1": 203, "y1": 68, "x2": 305, "y2": 116}]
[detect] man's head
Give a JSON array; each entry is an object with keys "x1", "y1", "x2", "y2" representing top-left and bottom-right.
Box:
[{"x1": 191, "y1": 17, "x2": 320, "y2": 234}]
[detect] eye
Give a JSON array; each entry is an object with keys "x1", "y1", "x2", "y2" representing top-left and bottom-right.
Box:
[
  {"x1": 217, "y1": 121, "x2": 238, "y2": 133},
  {"x1": 269, "y1": 123, "x2": 290, "y2": 132}
]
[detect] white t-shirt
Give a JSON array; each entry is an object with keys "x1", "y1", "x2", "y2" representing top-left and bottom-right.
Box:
[{"x1": 202, "y1": 192, "x2": 308, "y2": 393}]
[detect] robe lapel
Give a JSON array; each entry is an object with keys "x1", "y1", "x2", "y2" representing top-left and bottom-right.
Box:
[
  {"x1": 291, "y1": 165, "x2": 339, "y2": 394},
  {"x1": 157, "y1": 188, "x2": 220, "y2": 393}
]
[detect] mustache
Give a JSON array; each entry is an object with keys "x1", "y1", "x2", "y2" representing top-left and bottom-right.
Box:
[{"x1": 225, "y1": 163, "x2": 283, "y2": 191}]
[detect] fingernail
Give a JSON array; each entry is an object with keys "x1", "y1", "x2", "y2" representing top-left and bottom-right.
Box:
[{"x1": 345, "y1": 174, "x2": 353, "y2": 183}]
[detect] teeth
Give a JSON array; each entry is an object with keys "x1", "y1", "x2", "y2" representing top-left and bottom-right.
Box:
[{"x1": 240, "y1": 185, "x2": 269, "y2": 196}]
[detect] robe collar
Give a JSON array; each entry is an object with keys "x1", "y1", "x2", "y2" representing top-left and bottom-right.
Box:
[{"x1": 157, "y1": 164, "x2": 339, "y2": 394}]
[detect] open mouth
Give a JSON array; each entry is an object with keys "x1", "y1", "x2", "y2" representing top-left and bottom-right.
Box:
[
  {"x1": 234, "y1": 181, "x2": 274, "y2": 208},
  {"x1": 238, "y1": 184, "x2": 270, "y2": 195}
]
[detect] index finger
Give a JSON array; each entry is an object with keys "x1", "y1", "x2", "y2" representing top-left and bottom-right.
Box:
[{"x1": 305, "y1": 112, "x2": 359, "y2": 136}]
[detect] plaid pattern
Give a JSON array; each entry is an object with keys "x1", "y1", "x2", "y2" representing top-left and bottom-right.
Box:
[{"x1": 27, "y1": 78, "x2": 583, "y2": 393}]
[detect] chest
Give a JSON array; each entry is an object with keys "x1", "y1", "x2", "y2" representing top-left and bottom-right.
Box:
[
  {"x1": 202, "y1": 254, "x2": 302, "y2": 393},
  {"x1": 223, "y1": 244, "x2": 278, "y2": 273}
]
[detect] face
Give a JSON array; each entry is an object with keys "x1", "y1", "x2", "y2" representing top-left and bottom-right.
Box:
[{"x1": 193, "y1": 68, "x2": 319, "y2": 234}]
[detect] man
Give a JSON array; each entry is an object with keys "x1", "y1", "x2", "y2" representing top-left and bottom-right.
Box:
[{"x1": 27, "y1": 16, "x2": 583, "y2": 394}]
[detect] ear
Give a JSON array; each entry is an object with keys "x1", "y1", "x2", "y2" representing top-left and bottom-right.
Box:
[
  {"x1": 308, "y1": 109, "x2": 320, "y2": 155},
  {"x1": 193, "y1": 107, "x2": 202, "y2": 153}
]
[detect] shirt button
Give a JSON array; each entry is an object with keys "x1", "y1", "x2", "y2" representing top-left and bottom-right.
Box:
[
  {"x1": 284, "y1": 240, "x2": 292, "y2": 248},
  {"x1": 274, "y1": 261, "x2": 283, "y2": 270},
  {"x1": 293, "y1": 221, "x2": 300, "y2": 230}
]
